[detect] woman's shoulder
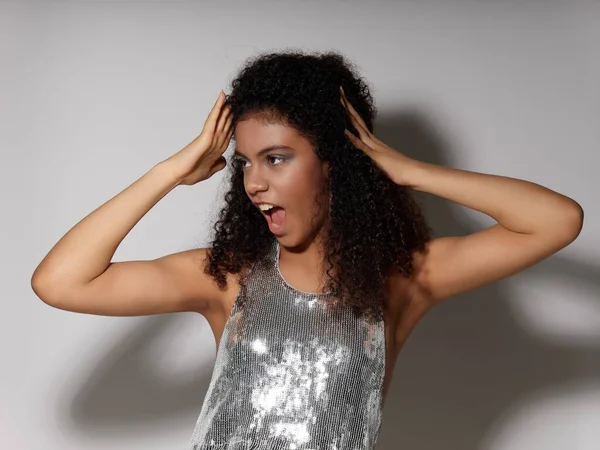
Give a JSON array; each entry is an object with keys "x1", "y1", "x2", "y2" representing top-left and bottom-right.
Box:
[{"x1": 171, "y1": 247, "x2": 245, "y2": 314}]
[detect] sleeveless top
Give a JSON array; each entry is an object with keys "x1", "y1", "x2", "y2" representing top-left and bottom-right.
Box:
[{"x1": 188, "y1": 239, "x2": 386, "y2": 450}]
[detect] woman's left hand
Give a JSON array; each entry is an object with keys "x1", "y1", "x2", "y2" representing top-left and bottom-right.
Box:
[{"x1": 340, "y1": 87, "x2": 417, "y2": 187}]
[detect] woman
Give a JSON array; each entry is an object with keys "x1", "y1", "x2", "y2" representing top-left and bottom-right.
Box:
[{"x1": 31, "y1": 51, "x2": 584, "y2": 449}]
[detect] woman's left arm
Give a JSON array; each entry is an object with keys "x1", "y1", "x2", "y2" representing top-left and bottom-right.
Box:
[
  {"x1": 399, "y1": 161, "x2": 583, "y2": 304},
  {"x1": 340, "y1": 87, "x2": 584, "y2": 305}
]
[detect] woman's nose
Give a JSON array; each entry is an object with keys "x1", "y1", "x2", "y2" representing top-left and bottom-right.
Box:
[{"x1": 245, "y1": 170, "x2": 268, "y2": 195}]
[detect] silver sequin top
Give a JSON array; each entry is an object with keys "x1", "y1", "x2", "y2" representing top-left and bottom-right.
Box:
[{"x1": 188, "y1": 239, "x2": 386, "y2": 449}]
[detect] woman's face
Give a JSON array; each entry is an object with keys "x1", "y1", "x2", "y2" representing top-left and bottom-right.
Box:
[{"x1": 233, "y1": 117, "x2": 330, "y2": 249}]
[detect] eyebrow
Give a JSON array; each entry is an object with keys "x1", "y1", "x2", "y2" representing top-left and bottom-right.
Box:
[{"x1": 233, "y1": 145, "x2": 294, "y2": 159}]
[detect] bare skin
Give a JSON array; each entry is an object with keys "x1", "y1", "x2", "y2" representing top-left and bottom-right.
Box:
[
  {"x1": 29, "y1": 89, "x2": 424, "y2": 406},
  {"x1": 32, "y1": 88, "x2": 583, "y2": 408},
  {"x1": 30, "y1": 91, "x2": 235, "y2": 317},
  {"x1": 232, "y1": 117, "x2": 332, "y2": 287},
  {"x1": 215, "y1": 114, "x2": 432, "y2": 404}
]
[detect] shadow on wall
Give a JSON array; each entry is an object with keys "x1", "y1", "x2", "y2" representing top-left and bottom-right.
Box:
[
  {"x1": 65, "y1": 314, "x2": 218, "y2": 435},
  {"x1": 60, "y1": 109, "x2": 599, "y2": 449}
]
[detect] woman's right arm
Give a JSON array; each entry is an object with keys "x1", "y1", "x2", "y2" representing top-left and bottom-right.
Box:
[{"x1": 31, "y1": 90, "x2": 234, "y2": 317}]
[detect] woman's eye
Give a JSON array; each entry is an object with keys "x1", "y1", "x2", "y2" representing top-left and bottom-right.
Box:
[
  {"x1": 267, "y1": 155, "x2": 285, "y2": 165},
  {"x1": 233, "y1": 155, "x2": 285, "y2": 169}
]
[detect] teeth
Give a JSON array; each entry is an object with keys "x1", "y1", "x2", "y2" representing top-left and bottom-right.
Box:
[{"x1": 258, "y1": 204, "x2": 275, "y2": 211}]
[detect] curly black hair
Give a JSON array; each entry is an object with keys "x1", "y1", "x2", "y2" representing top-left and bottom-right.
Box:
[{"x1": 203, "y1": 49, "x2": 432, "y2": 322}]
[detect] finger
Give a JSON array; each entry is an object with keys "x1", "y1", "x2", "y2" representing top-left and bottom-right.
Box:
[
  {"x1": 340, "y1": 93, "x2": 373, "y2": 144},
  {"x1": 342, "y1": 100, "x2": 369, "y2": 139},
  {"x1": 340, "y1": 97, "x2": 388, "y2": 151},
  {"x1": 216, "y1": 115, "x2": 234, "y2": 151},
  {"x1": 343, "y1": 108, "x2": 377, "y2": 151},
  {"x1": 216, "y1": 115, "x2": 234, "y2": 152},
  {"x1": 210, "y1": 105, "x2": 231, "y2": 151},
  {"x1": 215, "y1": 103, "x2": 231, "y2": 133},
  {"x1": 344, "y1": 129, "x2": 373, "y2": 155},
  {"x1": 202, "y1": 91, "x2": 227, "y2": 134},
  {"x1": 340, "y1": 90, "x2": 369, "y2": 130},
  {"x1": 222, "y1": 113, "x2": 233, "y2": 135}
]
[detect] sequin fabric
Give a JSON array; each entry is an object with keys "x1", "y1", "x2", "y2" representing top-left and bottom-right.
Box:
[{"x1": 188, "y1": 239, "x2": 386, "y2": 450}]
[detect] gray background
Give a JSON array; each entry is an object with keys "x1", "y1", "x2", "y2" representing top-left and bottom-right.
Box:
[{"x1": 3, "y1": 1, "x2": 599, "y2": 449}]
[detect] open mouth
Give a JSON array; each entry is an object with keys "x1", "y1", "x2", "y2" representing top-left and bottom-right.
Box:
[{"x1": 258, "y1": 204, "x2": 286, "y2": 231}]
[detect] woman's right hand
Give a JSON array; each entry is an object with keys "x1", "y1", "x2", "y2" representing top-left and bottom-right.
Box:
[{"x1": 161, "y1": 90, "x2": 234, "y2": 186}]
